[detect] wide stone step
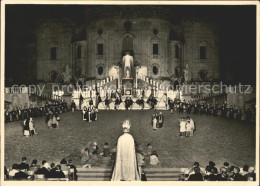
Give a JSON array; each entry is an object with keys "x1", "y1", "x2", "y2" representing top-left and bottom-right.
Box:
[
  {"x1": 77, "y1": 172, "x2": 111, "y2": 178},
  {"x1": 77, "y1": 167, "x2": 112, "y2": 173},
  {"x1": 78, "y1": 177, "x2": 111, "y2": 181},
  {"x1": 147, "y1": 177, "x2": 179, "y2": 181},
  {"x1": 146, "y1": 173, "x2": 180, "y2": 177}
]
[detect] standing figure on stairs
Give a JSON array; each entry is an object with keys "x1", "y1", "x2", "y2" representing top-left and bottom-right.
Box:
[
  {"x1": 122, "y1": 51, "x2": 134, "y2": 78},
  {"x1": 111, "y1": 120, "x2": 140, "y2": 181}
]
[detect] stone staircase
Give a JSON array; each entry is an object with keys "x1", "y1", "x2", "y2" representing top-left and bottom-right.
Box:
[{"x1": 77, "y1": 167, "x2": 183, "y2": 181}]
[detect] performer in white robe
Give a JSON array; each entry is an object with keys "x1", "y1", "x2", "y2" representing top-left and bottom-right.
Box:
[{"x1": 111, "y1": 120, "x2": 140, "y2": 181}]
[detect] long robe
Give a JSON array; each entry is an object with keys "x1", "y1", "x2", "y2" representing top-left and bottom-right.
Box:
[{"x1": 111, "y1": 133, "x2": 140, "y2": 181}]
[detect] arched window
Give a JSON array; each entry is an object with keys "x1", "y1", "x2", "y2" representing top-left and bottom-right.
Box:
[
  {"x1": 97, "y1": 65, "x2": 104, "y2": 75},
  {"x1": 152, "y1": 64, "x2": 159, "y2": 75},
  {"x1": 76, "y1": 45, "x2": 81, "y2": 59}
]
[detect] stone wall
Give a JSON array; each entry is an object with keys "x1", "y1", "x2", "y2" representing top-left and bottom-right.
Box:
[{"x1": 36, "y1": 19, "x2": 74, "y2": 82}]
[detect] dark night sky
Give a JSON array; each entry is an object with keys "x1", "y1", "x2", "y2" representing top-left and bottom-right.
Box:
[{"x1": 5, "y1": 5, "x2": 256, "y2": 85}]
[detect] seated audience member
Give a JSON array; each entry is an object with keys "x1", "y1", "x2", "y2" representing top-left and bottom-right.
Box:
[
  {"x1": 91, "y1": 142, "x2": 99, "y2": 155},
  {"x1": 217, "y1": 168, "x2": 228, "y2": 181},
  {"x1": 188, "y1": 162, "x2": 201, "y2": 175},
  {"x1": 223, "y1": 162, "x2": 231, "y2": 173},
  {"x1": 35, "y1": 161, "x2": 50, "y2": 178},
  {"x1": 60, "y1": 159, "x2": 71, "y2": 175},
  {"x1": 54, "y1": 165, "x2": 65, "y2": 178},
  {"x1": 188, "y1": 167, "x2": 204, "y2": 181},
  {"x1": 100, "y1": 142, "x2": 111, "y2": 157},
  {"x1": 233, "y1": 167, "x2": 245, "y2": 181},
  {"x1": 48, "y1": 163, "x2": 57, "y2": 178},
  {"x1": 19, "y1": 157, "x2": 29, "y2": 171},
  {"x1": 149, "y1": 151, "x2": 160, "y2": 166},
  {"x1": 244, "y1": 167, "x2": 256, "y2": 181},
  {"x1": 241, "y1": 165, "x2": 249, "y2": 176},
  {"x1": 14, "y1": 169, "x2": 29, "y2": 180},
  {"x1": 81, "y1": 148, "x2": 93, "y2": 168},
  {"x1": 9, "y1": 164, "x2": 20, "y2": 177},
  {"x1": 68, "y1": 159, "x2": 78, "y2": 180},
  {"x1": 136, "y1": 147, "x2": 145, "y2": 177},
  {"x1": 145, "y1": 143, "x2": 153, "y2": 156},
  {"x1": 205, "y1": 161, "x2": 216, "y2": 172},
  {"x1": 204, "y1": 167, "x2": 218, "y2": 181},
  {"x1": 29, "y1": 159, "x2": 40, "y2": 172}
]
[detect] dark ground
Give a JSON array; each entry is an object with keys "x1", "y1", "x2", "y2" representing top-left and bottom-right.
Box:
[{"x1": 5, "y1": 110, "x2": 256, "y2": 169}]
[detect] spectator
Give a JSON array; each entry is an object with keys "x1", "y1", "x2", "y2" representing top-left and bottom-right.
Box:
[
  {"x1": 204, "y1": 167, "x2": 218, "y2": 181},
  {"x1": 188, "y1": 162, "x2": 201, "y2": 175},
  {"x1": 241, "y1": 165, "x2": 249, "y2": 176},
  {"x1": 100, "y1": 142, "x2": 111, "y2": 157},
  {"x1": 60, "y1": 158, "x2": 71, "y2": 176},
  {"x1": 244, "y1": 167, "x2": 255, "y2": 181},
  {"x1": 223, "y1": 162, "x2": 231, "y2": 173},
  {"x1": 35, "y1": 161, "x2": 50, "y2": 178},
  {"x1": 217, "y1": 168, "x2": 228, "y2": 181},
  {"x1": 9, "y1": 164, "x2": 20, "y2": 177},
  {"x1": 233, "y1": 167, "x2": 245, "y2": 181},
  {"x1": 68, "y1": 159, "x2": 78, "y2": 180},
  {"x1": 54, "y1": 165, "x2": 65, "y2": 178},
  {"x1": 19, "y1": 157, "x2": 29, "y2": 171},
  {"x1": 150, "y1": 151, "x2": 160, "y2": 166},
  {"x1": 14, "y1": 169, "x2": 29, "y2": 180},
  {"x1": 188, "y1": 167, "x2": 204, "y2": 181},
  {"x1": 29, "y1": 159, "x2": 40, "y2": 172},
  {"x1": 91, "y1": 142, "x2": 99, "y2": 155},
  {"x1": 48, "y1": 163, "x2": 57, "y2": 178}
]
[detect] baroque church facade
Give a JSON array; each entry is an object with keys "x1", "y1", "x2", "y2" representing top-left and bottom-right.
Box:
[{"x1": 36, "y1": 6, "x2": 220, "y2": 83}]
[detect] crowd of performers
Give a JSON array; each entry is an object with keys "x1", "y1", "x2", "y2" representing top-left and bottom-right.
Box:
[
  {"x1": 168, "y1": 98, "x2": 245, "y2": 120},
  {"x1": 5, "y1": 101, "x2": 68, "y2": 123},
  {"x1": 6, "y1": 100, "x2": 69, "y2": 137},
  {"x1": 82, "y1": 106, "x2": 98, "y2": 122},
  {"x1": 179, "y1": 116, "x2": 195, "y2": 137}
]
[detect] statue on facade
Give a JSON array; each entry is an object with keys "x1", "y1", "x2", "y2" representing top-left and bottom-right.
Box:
[
  {"x1": 122, "y1": 51, "x2": 134, "y2": 78},
  {"x1": 183, "y1": 64, "x2": 189, "y2": 82},
  {"x1": 61, "y1": 64, "x2": 72, "y2": 83}
]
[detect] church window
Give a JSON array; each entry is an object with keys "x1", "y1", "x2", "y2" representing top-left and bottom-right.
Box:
[
  {"x1": 97, "y1": 43, "x2": 103, "y2": 55},
  {"x1": 97, "y1": 65, "x2": 104, "y2": 75},
  {"x1": 50, "y1": 47, "x2": 57, "y2": 60},
  {"x1": 200, "y1": 46, "x2": 206, "y2": 59},
  {"x1": 153, "y1": 43, "x2": 159, "y2": 55},
  {"x1": 152, "y1": 64, "x2": 159, "y2": 75},
  {"x1": 76, "y1": 45, "x2": 81, "y2": 59}
]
